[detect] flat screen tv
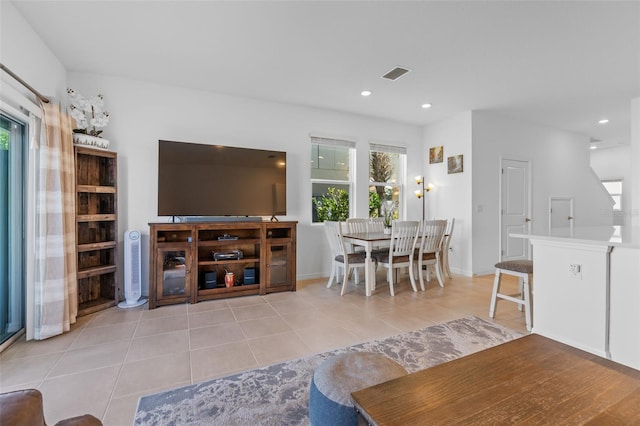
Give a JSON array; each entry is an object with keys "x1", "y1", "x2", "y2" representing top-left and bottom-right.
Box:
[{"x1": 158, "y1": 140, "x2": 286, "y2": 218}]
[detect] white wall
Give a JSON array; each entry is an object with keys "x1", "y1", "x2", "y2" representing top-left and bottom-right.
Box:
[
  {"x1": 422, "y1": 110, "x2": 616, "y2": 277},
  {"x1": 631, "y1": 97, "x2": 640, "y2": 227},
  {"x1": 590, "y1": 145, "x2": 632, "y2": 225},
  {"x1": 422, "y1": 112, "x2": 473, "y2": 276},
  {"x1": 471, "y1": 111, "x2": 614, "y2": 274},
  {"x1": 0, "y1": 2, "x2": 67, "y2": 101},
  {"x1": 68, "y1": 72, "x2": 423, "y2": 295},
  {"x1": 609, "y1": 246, "x2": 640, "y2": 369}
]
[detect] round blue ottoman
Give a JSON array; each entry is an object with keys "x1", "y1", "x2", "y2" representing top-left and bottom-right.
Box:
[{"x1": 309, "y1": 352, "x2": 408, "y2": 426}]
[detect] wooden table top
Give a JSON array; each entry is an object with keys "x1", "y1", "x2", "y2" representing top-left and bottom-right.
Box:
[
  {"x1": 342, "y1": 232, "x2": 391, "y2": 242},
  {"x1": 351, "y1": 334, "x2": 640, "y2": 425}
]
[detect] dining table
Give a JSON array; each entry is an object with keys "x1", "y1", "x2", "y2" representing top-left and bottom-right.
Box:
[
  {"x1": 341, "y1": 231, "x2": 391, "y2": 296},
  {"x1": 342, "y1": 229, "x2": 450, "y2": 296}
]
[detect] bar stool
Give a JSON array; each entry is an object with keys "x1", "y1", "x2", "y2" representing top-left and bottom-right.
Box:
[{"x1": 489, "y1": 260, "x2": 533, "y2": 331}]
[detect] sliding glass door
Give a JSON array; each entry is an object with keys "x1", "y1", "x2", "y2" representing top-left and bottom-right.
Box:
[{"x1": 0, "y1": 113, "x2": 26, "y2": 345}]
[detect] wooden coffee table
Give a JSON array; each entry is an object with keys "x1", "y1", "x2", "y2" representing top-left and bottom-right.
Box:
[{"x1": 351, "y1": 334, "x2": 640, "y2": 425}]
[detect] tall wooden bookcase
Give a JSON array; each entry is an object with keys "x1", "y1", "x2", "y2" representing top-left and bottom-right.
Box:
[{"x1": 74, "y1": 146, "x2": 119, "y2": 316}]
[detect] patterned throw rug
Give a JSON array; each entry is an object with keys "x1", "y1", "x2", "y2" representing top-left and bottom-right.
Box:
[{"x1": 135, "y1": 316, "x2": 521, "y2": 426}]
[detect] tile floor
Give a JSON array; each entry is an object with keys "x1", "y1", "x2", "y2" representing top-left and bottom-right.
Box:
[{"x1": 0, "y1": 271, "x2": 527, "y2": 425}]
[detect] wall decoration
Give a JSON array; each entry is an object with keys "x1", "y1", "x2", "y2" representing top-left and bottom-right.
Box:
[
  {"x1": 429, "y1": 146, "x2": 443, "y2": 164},
  {"x1": 447, "y1": 155, "x2": 464, "y2": 174}
]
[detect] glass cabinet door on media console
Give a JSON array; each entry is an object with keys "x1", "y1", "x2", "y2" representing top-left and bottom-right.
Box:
[
  {"x1": 265, "y1": 224, "x2": 296, "y2": 292},
  {"x1": 156, "y1": 245, "x2": 192, "y2": 304},
  {"x1": 149, "y1": 224, "x2": 193, "y2": 308}
]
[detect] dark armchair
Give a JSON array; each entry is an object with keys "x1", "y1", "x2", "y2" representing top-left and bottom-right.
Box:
[{"x1": 0, "y1": 389, "x2": 102, "y2": 426}]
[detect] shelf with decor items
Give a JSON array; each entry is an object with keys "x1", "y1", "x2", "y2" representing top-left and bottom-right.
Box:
[
  {"x1": 148, "y1": 221, "x2": 297, "y2": 308},
  {"x1": 195, "y1": 222, "x2": 262, "y2": 301},
  {"x1": 74, "y1": 146, "x2": 119, "y2": 316}
]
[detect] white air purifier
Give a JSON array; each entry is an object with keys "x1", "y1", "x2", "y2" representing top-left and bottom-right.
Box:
[{"x1": 119, "y1": 230, "x2": 147, "y2": 308}]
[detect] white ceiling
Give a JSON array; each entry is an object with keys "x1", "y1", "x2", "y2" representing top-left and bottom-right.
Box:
[{"x1": 10, "y1": 1, "x2": 640, "y2": 146}]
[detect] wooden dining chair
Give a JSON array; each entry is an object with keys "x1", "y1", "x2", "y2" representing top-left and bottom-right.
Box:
[
  {"x1": 441, "y1": 217, "x2": 455, "y2": 279},
  {"x1": 323, "y1": 221, "x2": 368, "y2": 295},
  {"x1": 412, "y1": 220, "x2": 448, "y2": 290},
  {"x1": 346, "y1": 217, "x2": 369, "y2": 233},
  {"x1": 376, "y1": 221, "x2": 420, "y2": 296},
  {"x1": 346, "y1": 218, "x2": 369, "y2": 253},
  {"x1": 372, "y1": 217, "x2": 392, "y2": 270},
  {"x1": 368, "y1": 217, "x2": 385, "y2": 233}
]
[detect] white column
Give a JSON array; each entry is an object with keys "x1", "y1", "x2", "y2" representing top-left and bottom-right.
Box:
[
  {"x1": 530, "y1": 238, "x2": 612, "y2": 359},
  {"x1": 631, "y1": 97, "x2": 639, "y2": 226}
]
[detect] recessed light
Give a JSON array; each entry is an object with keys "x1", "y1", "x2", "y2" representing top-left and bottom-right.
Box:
[
  {"x1": 590, "y1": 146, "x2": 597, "y2": 150},
  {"x1": 421, "y1": 103, "x2": 432, "y2": 109},
  {"x1": 598, "y1": 119, "x2": 609, "y2": 124},
  {"x1": 361, "y1": 90, "x2": 372, "y2": 97}
]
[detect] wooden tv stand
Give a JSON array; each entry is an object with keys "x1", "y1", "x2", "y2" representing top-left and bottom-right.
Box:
[{"x1": 148, "y1": 221, "x2": 297, "y2": 309}]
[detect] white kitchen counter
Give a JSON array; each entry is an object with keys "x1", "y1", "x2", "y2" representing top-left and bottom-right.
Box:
[
  {"x1": 512, "y1": 226, "x2": 640, "y2": 248},
  {"x1": 512, "y1": 227, "x2": 640, "y2": 370}
]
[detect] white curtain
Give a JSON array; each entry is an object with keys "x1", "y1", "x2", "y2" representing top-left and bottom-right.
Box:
[{"x1": 32, "y1": 101, "x2": 77, "y2": 340}]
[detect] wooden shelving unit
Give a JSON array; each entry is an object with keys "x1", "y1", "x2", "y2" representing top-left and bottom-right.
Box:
[
  {"x1": 74, "y1": 146, "x2": 119, "y2": 316},
  {"x1": 148, "y1": 221, "x2": 297, "y2": 309}
]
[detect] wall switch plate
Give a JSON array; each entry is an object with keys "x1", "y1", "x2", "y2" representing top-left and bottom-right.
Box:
[{"x1": 569, "y1": 264, "x2": 582, "y2": 279}]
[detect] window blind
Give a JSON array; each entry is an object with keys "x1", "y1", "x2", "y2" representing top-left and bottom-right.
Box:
[
  {"x1": 369, "y1": 142, "x2": 407, "y2": 155},
  {"x1": 310, "y1": 134, "x2": 356, "y2": 149}
]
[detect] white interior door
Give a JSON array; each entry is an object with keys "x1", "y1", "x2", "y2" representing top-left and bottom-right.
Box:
[
  {"x1": 549, "y1": 197, "x2": 574, "y2": 236},
  {"x1": 500, "y1": 158, "x2": 531, "y2": 261}
]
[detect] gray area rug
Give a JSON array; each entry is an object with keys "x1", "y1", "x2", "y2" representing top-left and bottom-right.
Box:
[{"x1": 135, "y1": 316, "x2": 522, "y2": 426}]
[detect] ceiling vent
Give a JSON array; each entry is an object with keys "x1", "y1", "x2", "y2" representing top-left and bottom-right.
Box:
[{"x1": 381, "y1": 66, "x2": 411, "y2": 81}]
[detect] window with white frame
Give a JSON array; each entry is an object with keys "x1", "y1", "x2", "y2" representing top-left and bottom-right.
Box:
[
  {"x1": 0, "y1": 110, "x2": 27, "y2": 346},
  {"x1": 601, "y1": 179, "x2": 622, "y2": 211},
  {"x1": 369, "y1": 143, "x2": 406, "y2": 219},
  {"x1": 310, "y1": 136, "x2": 355, "y2": 223},
  {"x1": 602, "y1": 178, "x2": 623, "y2": 226}
]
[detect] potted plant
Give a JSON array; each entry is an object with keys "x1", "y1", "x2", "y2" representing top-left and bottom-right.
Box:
[
  {"x1": 67, "y1": 88, "x2": 110, "y2": 150},
  {"x1": 381, "y1": 200, "x2": 397, "y2": 234}
]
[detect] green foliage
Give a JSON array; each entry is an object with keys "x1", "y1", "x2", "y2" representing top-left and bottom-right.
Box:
[
  {"x1": 370, "y1": 151, "x2": 392, "y2": 183},
  {"x1": 370, "y1": 151, "x2": 393, "y2": 203},
  {"x1": 0, "y1": 128, "x2": 8, "y2": 150},
  {"x1": 369, "y1": 190, "x2": 381, "y2": 217},
  {"x1": 313, "y1": 187, "x2": 349, "y2": 222}
]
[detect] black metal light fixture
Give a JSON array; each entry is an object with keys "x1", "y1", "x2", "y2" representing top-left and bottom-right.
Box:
[{"x1": 415, "y1": 176, "x2": 434, "y2": 221}]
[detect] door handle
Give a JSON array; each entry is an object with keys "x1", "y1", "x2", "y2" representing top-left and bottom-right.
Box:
[
  {"x1": 524, "y1": 218, "x2": 531, "y2": 223},
  {"x1": 568, "y1": 216, "x2": 573, "y2": 220}
]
